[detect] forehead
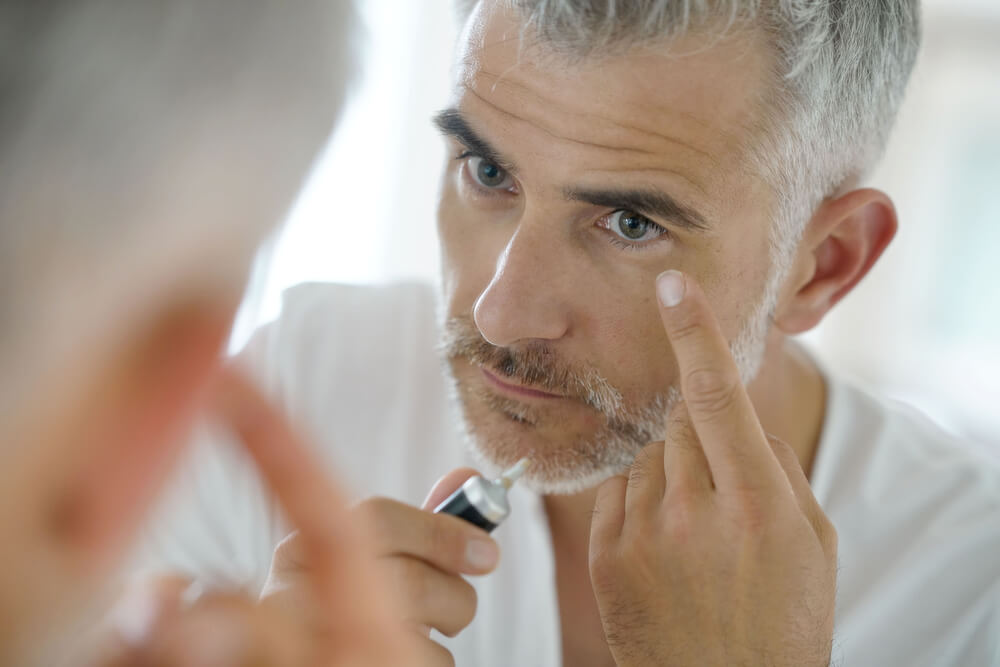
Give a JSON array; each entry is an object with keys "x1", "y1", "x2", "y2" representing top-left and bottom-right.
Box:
[{"x1": 454, "y1": 4, "x2": 774, "y2": 203}]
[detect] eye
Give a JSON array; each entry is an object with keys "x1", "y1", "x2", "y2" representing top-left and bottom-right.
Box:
[
  {"x1": 466, "y1": 155, "x2": 514, "y2": 191},
  {"x1": 602, "y1": 209, "x2": 668, "y2": 243}
]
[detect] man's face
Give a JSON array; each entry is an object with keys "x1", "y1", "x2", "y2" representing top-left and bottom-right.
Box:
[{"x1": 437, "y1": 5, "x2": 780, "y2": 493}]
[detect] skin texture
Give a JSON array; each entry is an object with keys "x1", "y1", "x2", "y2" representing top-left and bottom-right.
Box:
[
  {"x1": 265, "y1": 3, "x2": 897, "y2": 666},
  {"x1": 261, "y1": 469, "x2": 501, "y2": 667},
  {"x1": 438, "y1": 8, "x2": 779, "y2": 491},
  {"x1": 432, "y1": 3, "x2": 894, "y2": 666},
  {"x1": 99, "y1": 369, "x2": 411, "y2": 667},
  {"x1": 588, "y1": 271, "x2": 837, "y2": 666}
]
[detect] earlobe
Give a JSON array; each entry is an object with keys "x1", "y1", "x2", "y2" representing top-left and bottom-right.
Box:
[{"x1": 775, "y1": 188, "x2": 897, "y2": 334}]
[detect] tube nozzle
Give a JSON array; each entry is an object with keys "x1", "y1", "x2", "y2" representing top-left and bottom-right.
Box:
[{"x1": 498, "y1": 458, "x2": 531, "y2": 489}]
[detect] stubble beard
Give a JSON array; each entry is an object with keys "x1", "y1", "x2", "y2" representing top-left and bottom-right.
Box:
[{"x1": 438, "y1": 288, "x2": 774, "y2": 495}]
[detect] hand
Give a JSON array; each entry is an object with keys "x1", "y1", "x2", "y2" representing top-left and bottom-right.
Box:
[
  {"x1": 260, "y1": 467, "x2": 501, "y2": 667},
  {"x1": 589, "y1": 271, "x2": 838, "y2": 667},
  {"x1": 100, "y1": 367, "x2": 412, "y2": 666}
]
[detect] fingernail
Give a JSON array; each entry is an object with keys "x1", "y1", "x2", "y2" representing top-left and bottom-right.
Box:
[
  {"x1": 466, "y1": 538, "x2": 499, "y2": 570},
  {"x1": 657, "y1": 270, "x2": 686, "y2": 308}
]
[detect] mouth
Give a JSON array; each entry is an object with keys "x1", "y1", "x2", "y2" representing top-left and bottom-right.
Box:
[{"x1": 480, "y1": 366, "x2": 566, "y2": 401}]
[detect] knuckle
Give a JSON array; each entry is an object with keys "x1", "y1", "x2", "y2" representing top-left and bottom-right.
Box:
[
  {"x1": 426, "y1": 516, "x2": 469, "y2": 570},
  {"x1": 441, "y1": 580, "x2": 478, "y2": 637},
  {"x1": 683, "y1": 367, "x2": 740, "y2": 418},
  {"x1": 724, "y1": 489, "x2": 771, "y2": 534},
  {"x1": 666, "y1": 416, "x2": 698, "y2": 445},
  {"x1": 355, "y1": 497, "x2": 400, "y2": 552},
  {"x1": 668, "y1": 315, "x2": 705, "y2": 344},
  {"x1": 636, "y1": 441, "x2": 665, "y2": 470},
  {"x1": 663, "y1": 500, "x2": 698, "y2": 545},
  {"x1": 588, "y1": 544, "x2": 621, "y2": 592},
  {"x1": 356, "y1": 496, "x2": 393, "y2": 527},
  {"x1": 394, "y1": 558, "x2": 434, "y2": 615},
  {"x1": 617, "y1": 529, "x2": 651, "y2": 565}
]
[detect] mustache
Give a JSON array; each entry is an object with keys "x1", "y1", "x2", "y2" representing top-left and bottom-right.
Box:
[{"x1": 440, "y1": 316, "x2": 623, "y2": 415}]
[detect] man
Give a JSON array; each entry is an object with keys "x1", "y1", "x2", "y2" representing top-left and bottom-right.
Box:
[
  {"x1": 0, "y1": 1, "x2": 410, "y2": 665},
  {"x1": 141, "y1": 1, "x2": 1000, "y2": 666}
]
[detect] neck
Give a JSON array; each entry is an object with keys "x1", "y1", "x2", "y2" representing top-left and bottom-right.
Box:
[
  {"x1": 747, "y1": 334, "x2": 827, "y2": 479},
  {"x1": 544, "y1": 334, "x2": 827, "y2": 544}
]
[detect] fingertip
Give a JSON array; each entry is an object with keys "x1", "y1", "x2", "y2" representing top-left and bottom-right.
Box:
[
  {"x1": 421, "y1": 467, "x2": 481, "y2": 510},
  {"x1": 656, "y1": 270, "x2": 687, "y2": 309},
  {"x1": 465, "y1": 535, "x2": 501, "y2": 572}
]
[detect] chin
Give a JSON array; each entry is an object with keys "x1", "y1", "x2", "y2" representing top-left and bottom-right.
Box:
[
  {"x1": 441, "y1": 349, "x2": 677, "y2": 495},
  {"x1": 450, "y1": 382, "x2": 647, "y2": 496}
]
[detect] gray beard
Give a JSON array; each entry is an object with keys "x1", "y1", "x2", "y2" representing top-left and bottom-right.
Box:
[{"x1": 438, "y1": 281, "x2": 774, "y2": 495}]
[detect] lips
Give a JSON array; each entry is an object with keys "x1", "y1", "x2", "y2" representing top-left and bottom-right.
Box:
[{"x1": 480, "y1": 367, "x2": 565, "y2": 400}]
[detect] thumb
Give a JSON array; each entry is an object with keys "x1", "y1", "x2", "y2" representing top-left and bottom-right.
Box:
[{"x1": 421, "y1": 467, "x2": 481, "y2": 510}]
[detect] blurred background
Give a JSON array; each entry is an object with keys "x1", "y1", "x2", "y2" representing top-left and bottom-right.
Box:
[{"x1": 232, "y1": 0, "x2": 1000, "y2": 446}]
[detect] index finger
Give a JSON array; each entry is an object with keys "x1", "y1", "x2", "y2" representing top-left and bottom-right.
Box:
[
  {"x1": 654, "y1": 270, "x2": 784, "y2": 491},
  {"x1": 207, "y1": 367, "x2": 396, "y2": 640}
]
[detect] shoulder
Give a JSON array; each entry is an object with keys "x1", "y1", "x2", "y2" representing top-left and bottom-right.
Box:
[
  {"x1": 814, "y1": 373, "x2": 1000, "y2": 663},
  {"x1": 815, "y1": 375, "x2": 1000, "y2": 514},
  {"x1": 815, "y1": 374, "x2": 1000, "y2": 662},
  {"x1": 239, "y1": 281, "x2": 441, "y2": 399},
  {"x1": 267, "y1": 280, "x2": 438, "y2": 366}
]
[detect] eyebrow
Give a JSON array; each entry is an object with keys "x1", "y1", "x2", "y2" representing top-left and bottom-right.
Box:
[
  {"x1": 432, "y1": 107, "x2": 519, "y2": 174},
  {"x1": 564, "y1": 186, "x2": 711, "y2": 233},
  {"x1": 433, "y1": 107, "x2": 710, "y2": 234}
]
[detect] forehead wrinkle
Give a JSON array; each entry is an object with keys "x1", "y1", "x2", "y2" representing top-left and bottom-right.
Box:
[
  {"x1": 473, "y1": 69, "x2": 720, "y2": 167},
  {"x1": 463, "y1": 83, "x2": 712, "y2": 197}
]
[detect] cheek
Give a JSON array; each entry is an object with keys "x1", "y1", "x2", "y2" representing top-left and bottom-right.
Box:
[
  {"x1": 436, "y1": 179, "x2": 514, "y2": 317},
  {"x1": 586, "y1": 289, "x2": 678, "y2": 396}
]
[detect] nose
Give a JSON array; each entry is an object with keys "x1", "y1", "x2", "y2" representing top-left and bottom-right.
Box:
[{"x1": 473, "y1": 224, "x2": 573, "y2": 347}]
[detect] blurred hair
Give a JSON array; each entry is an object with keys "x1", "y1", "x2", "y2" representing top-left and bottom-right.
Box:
[
  {"x1": 455, "y1": 0, "x2": 920, "y2": 305},
  {"x1": 0, "y1": 0, "x2": 357, "y2": 407}
]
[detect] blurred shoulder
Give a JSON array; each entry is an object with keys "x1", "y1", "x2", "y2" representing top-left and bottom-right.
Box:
[
  {"x1": 816, "y1": 374, "x2": 1000, "y2": 666},
  {"x1": 233, "y1": 281, "x2": 457, "y2": 500},
  {"x1": 818, "y1": 374, "x2": 1000, "y2": 506},
  {"x1": 237, "y1": 281, "x2": 441, "y2": 394}
]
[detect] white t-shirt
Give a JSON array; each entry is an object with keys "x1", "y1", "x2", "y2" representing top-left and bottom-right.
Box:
[{"x1": 135, "y1": 282, "x2": 1000, "y2": 667}]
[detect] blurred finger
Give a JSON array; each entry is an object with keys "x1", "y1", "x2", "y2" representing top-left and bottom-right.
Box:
[
  {"x1": 209, "y1": 367, "x2": 404, "y2": 658},
  {"x1": 210, "y1": 368, "x2": 354, "y2": 584},
  {"x1": 143, "y1": 592, "x2": 309, "y2": 667}
]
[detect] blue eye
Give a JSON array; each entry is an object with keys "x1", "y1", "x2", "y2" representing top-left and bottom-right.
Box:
[
  {"x1": 606, "y1": 209, "x2": 666, "y2": 243},
  {"x1": 467, "y1": 156, "x2": 514, "y2": 190}
]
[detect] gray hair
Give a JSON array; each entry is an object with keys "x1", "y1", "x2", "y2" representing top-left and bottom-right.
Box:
[
  {"x1": 456, "y1": 0, "x2": 920, "y2": 298},
  {"x1": 0, "y1": 1, "x2": 357, "y2": 409}
]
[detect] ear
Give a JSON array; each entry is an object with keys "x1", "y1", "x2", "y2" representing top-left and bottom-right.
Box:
[
  {"x1": 46, "y1": 296, "x2": 236, "y2": 572},
  {"x1": 773, "y1": 188, "x2": 897, "y2": 334}
]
